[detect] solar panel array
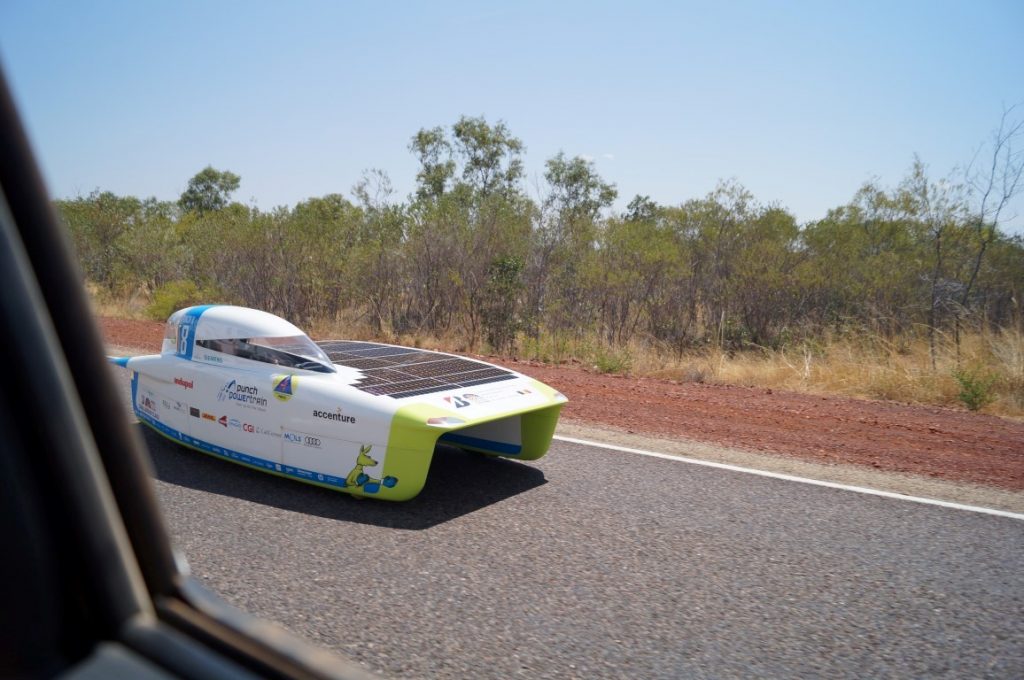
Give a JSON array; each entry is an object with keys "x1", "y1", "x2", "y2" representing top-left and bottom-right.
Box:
[{"x1": 316, "y1": 340, "x2": 516, "y2": 399}]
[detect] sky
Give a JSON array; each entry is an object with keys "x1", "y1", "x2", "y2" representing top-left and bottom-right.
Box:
[{"x1": 1, "y1": 0, "x2": 1022, "y2": 231}]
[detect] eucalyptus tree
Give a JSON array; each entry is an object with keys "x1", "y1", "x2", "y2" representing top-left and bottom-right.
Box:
[
  {"x1": 953, "y1": 106, "x2": 1024, "y2": 355},
  {"x1": 528, "y1": 152, "x2": 616, "y2": 338},
  {"x1": 352, "y1": 169, "x2": 405, "y2": 334},
  {"x1": 55, "y1": 190, "x2": 143, "y2": 291},
  {"x1": 405, "y1": 116, "x2": 532, "y2": 346},
  {"x1": 178, "y1": 166, "x2": 241, "y2": 214}
]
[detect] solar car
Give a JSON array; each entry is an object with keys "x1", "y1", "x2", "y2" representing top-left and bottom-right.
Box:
[{"x1": 111, "y1": 304, "x2": 567, "y2": 500}]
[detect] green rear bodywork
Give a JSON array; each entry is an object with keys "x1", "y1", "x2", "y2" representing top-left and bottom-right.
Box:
[{"x1": 377, "y1": 380, "x2": 564, "y2": 500}]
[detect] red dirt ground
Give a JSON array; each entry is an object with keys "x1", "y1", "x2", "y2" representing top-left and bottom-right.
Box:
[{"x1": 100, "y1": 316, "x2": 1024, "y2": 491}]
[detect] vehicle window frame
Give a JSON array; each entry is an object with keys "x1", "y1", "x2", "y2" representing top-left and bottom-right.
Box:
[
  {"x1": 196, "y1": 337, "x2": 336, "y2": 372},
  {"x1": 0, "y1": 65, "x2": 372, "y2": 680}
]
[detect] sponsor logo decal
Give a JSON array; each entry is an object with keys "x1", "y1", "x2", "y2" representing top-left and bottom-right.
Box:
[
  {"x1": 139, "y1": 394, "x2": 158, "y2": 418},
  {"x1": 217, "y1": 379, "x2": 268, "y2": 410},
  {"x1": 272, "y1": 374, "x2": 297, "y2": 401},
  {"x1": 202, "y1": 353, "x2": 223, "y2": 363},
  {"x1": 161, "y1": 399, "x2": 172, "y2": 410},
  {"x1": 255, "y1": 424, "x2": 279, "y2": 438},
  {"x1": 443, "y1": 386, "x2": 521, "y2": 406},
  {"x1": 228, "y1": 417, "x2": 258, "y2": 434},
  {"x1": 443, "y1": 393, "x2": 480, "y2": 408},
  {"x1": 201, "y1": 412, "x2": 216, "y2": 422},
  {"x1": 218, "y1": 415, "x2": 228, "y2": 427},
  {"x1": 283, "y1": 432, "x2": 321, "y2": 448},
  {"x1": 189, "y1": 406, "x2": 200, "y2": 418},
  {"x1": 313, "y1": 407, "x2": 356, "y2": 424},
  {"x1": 174, "y1": 377, "x2": 194, "y2": 390}
]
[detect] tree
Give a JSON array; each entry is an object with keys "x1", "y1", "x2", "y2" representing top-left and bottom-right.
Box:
[
  {"x1": 451, "y1": 116, "x2": 524, "y2": 199},
  {"x1": 730, "y1": 206, "x2": 801, "y2": 346},
  {"x1": 625, "y1": 195, "x2": 660, "y2": 222},
  {"x1": 897, "y1": 157, "x2": 969, "y2": 367},
  {"x1": 409, "y1": 128, "x2": 455, "y2": 202},
  {"x1": 592, "y1": 215, "x2": 676, "y2": 344},
  {"x1": 481, "y1": 255, "x2": 525, "y2": 353},
  {"x1": 178, "y1": 166, "x2": 241, "y2": 214},
  {"x1": 352, "y1": 169, "x2": 405, "y2": 333},
  {"x1": 799, "y1": 185, "x2": 924, "y2": 336},
  {"x1": 523, "y1": 153, "x2": 616, "y2": 337},
  {"x1": 543, "y1": 152, "x2": 617, "y2": 227},
  {"x1": 404, "y1": 117, "x2": 531, "y2": 344},
  {"x1": 409, "y1": 116, "x2": 525, "y2": 203},
  {"x1": 55, "y1": 190, "x2": 143, "y2": 290},
  {"x1": 957, "y1": 105, "x2": 1024, "y2": 350}
]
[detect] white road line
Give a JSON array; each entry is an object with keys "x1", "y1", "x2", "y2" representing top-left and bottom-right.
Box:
[{"x1": 553, "y1": 435, "x2": 1024, "y2": 521}]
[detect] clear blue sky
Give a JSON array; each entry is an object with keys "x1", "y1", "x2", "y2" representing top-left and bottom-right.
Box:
[{"x1": 1, "y1": 1, "x2": 1022, "y2": 230}]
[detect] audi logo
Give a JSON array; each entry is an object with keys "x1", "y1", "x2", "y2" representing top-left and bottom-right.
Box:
[{"x1": 304, "y1": 436, "x2": 321, "y2": 447}]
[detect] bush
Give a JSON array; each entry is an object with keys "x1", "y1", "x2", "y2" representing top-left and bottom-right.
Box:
[
  {"x1": 482, "y1": 256, "x2": 524, "y2": 354},
  {"x1": 952, "y1": 369, "x2": 997, "y2": 412},
  {"x1": 146, "y1": 280, "x2": 218, "y2": 321},
  {"x1": 590, "y1": 346, "x2": 633, "y2": 374}
]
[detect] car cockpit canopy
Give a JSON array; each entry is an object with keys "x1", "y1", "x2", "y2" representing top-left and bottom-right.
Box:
[{"x1": 162, "y1": 305, "x2": 335, "y2": 373}]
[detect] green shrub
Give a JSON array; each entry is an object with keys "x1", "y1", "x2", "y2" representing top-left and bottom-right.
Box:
[
  {"x1": 952, "y1": 369, "x2": 997, "y2": 412},
  {"x1": 146, "y1": 280, "x2": 217, "y2": 321},
  {"x1": 590, "y1": 346, "x2": 633, "y2": 374}
]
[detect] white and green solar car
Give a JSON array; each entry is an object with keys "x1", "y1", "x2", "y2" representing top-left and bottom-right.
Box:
[{"x1": 111, "y1": 305, "x2": 567, "y2": 501}]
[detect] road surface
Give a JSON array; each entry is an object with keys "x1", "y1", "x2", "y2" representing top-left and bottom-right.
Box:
[{"x1": 131, "y1": 419, "x2": 1023, "y2": 678}]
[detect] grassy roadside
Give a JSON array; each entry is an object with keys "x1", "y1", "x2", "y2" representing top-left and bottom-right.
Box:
[
  {"x1": 630, "y1": 332, "x2": 1024, "y2": 419},
  {"x1": 91, "y1": 292, "x2": 1024, "y2": 419}
]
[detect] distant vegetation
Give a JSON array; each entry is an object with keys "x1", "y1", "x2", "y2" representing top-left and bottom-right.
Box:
[{"x1": 60, "y1": 114, "x2": 1024, "y2": 415}]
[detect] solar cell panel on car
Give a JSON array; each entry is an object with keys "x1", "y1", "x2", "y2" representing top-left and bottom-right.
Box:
[{"x1": 316, "y1": 340, "x2": 516, "y2": 398}]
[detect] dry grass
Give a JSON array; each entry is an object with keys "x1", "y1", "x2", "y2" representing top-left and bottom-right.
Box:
[
  {"x1": 492, "y1": 325, "x2": 1024, "y2": 418},
  {"x1": 305, "y1": 310, "x2": 472, "y2": 356},
  {"x1": 87, "y1": 288, "x2": 1024, "y2": 418},
  {"x1": 633, "y1": 329, "x2": 1024, "y2": 418},
  {"x1": 86, "y1": 283, "x2": 153, "y2": 319}
]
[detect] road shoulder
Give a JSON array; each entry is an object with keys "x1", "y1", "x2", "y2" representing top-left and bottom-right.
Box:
[{"x1": 556, "y1": 419, "x2": 1024, "y2": 514}]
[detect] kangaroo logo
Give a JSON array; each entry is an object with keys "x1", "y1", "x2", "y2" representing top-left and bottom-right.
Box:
[{"x1": 344, "y1": 444, "x2": 398, "y2": 494}]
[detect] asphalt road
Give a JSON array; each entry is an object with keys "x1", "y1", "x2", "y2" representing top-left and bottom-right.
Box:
[{"x1": 120, "y1": 378, "x2": 1024, "y2": 678}]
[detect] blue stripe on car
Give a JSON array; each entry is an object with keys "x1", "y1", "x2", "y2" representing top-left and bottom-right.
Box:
[{"x1": 438, "y1": 432, "x2": 522, "y2": 455}]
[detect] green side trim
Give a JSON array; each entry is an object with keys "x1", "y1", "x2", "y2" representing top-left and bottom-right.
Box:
[{"x1": 378, "y1": 403, "x2": 448, "y2": 501}]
